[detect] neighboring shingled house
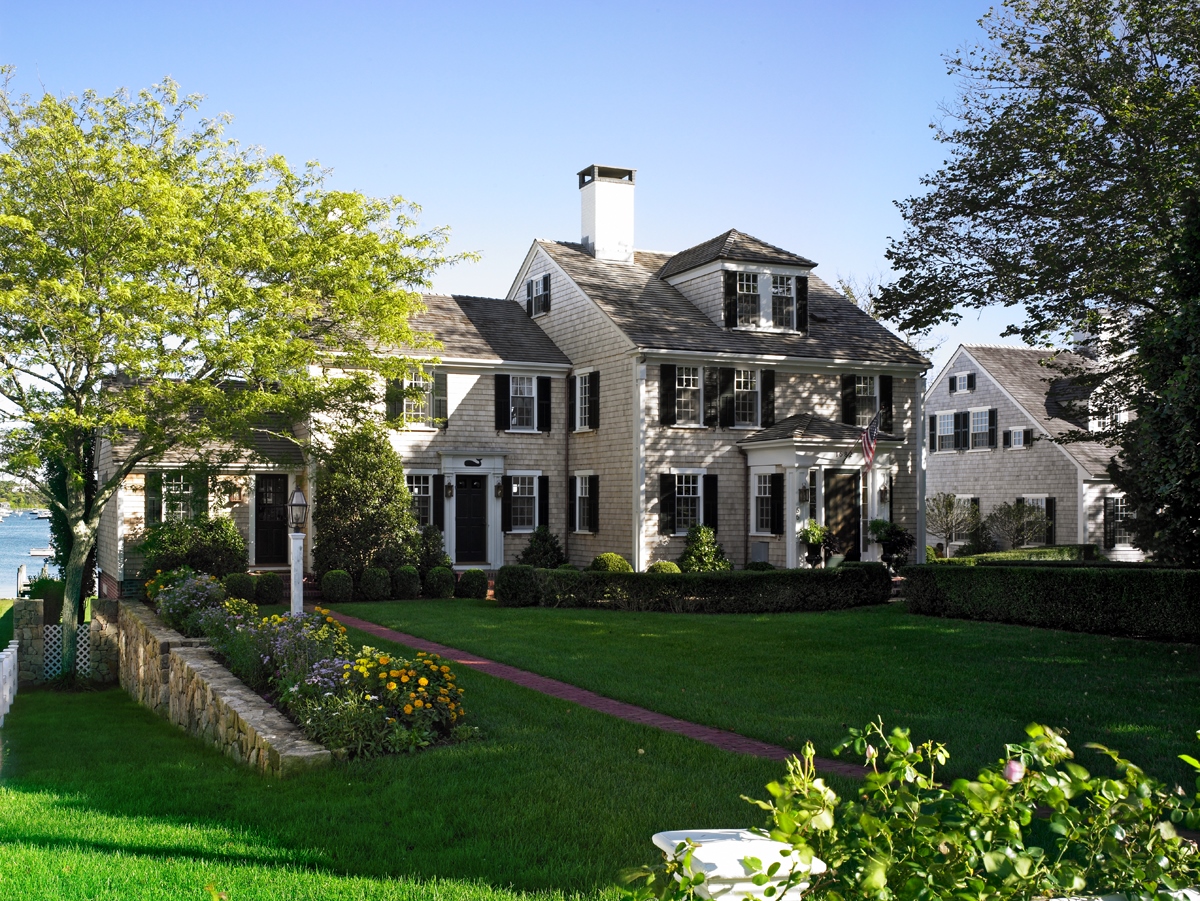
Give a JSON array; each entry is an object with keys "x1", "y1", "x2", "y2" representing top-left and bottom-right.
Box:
[{"x1": 924, "y1": 344, "x2": 1142, "y2": 560}]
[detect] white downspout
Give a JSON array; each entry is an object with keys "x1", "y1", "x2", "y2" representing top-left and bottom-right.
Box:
[
  {"x1": 632, "y1": 355, "x2": 647, "y2": 570},
  {"x1": 915, "y1": 375, "x2": 927, "y2": 564}
]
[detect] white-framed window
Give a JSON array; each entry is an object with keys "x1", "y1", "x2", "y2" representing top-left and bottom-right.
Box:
[
  {"x1": 771, "y1": 275, "x2": 794, "y2": 329},
  {"x1": 576, "y1": 372, "x2": 593, "y2": 430},
  {"x1": 510, "y1": 475, "x2": 536, "y2": 531},
  {"x1": 406, "y1": 474, "x2": 433, "y2": 526},
  {"x1": 937, "y1": 413, "x2": 955, "y2": 451},
  {"x1": 807, "y1": 468, "x2": 818, "y2": 523},
  {"x1": 1011, "y1": 428, "x2": 1025, "y2": 448},
  {"x1": 386, "y1": 374, "x2": 445, "y2": 428},
  {"x1": 528, "y1": 275, "x2": 551, "y2": 315},
  {"x1": 734, "y1": 369, "x2": 758, "y2": 426},
  {"x1": 1112, "y1": 495, "x2": 1133, "y2": 545},
  {"x1": 576, "y1": 476, "x2": 592, "y2": 533},
  {"x1": 737, "y1": 273, "x2": 759, "y2": 326},
  {"x1": 675, "y1": 473, "x2": 701, "y2": 533},
  {"x1": 754, "y1": 473, "x2": 772, "y2": 533},
  {"x1": 676, "y1": 366, "x2": 701, "y2": 425},
  {"x1": 163, "y1": 473, "x2": 193, "y2": 522},
  {"x1": 970, "y1": 410, "x2": 990, "y2": 449},
  {"x1": 510, "y1": 375, "x2": 536, "y2": 430},
  {"x1": 856, "y1": 376, "x2": 878, "y2": 428}
]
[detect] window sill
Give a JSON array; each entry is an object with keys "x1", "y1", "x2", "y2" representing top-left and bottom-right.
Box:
[
  {"x1": 731, "y1": 424, "x2": 759, "y2": 430},
  {"x1": 668, "y1": 423, "x2": 707, "y2": 429},
  {"x1": 574, "y1": 426, "x2": 593, "y2": 434},
  {"x1": 968, "y1": 446, "x2": 994, "y2": 452},
  {"x1": 399, "y1": 425, "x2": 439, "y2": 433},
  {"x1": 505, "y1": 428, "x2": 539, "y2": 434},
  {"x1": 729, "y1": 326, "x2": 801, "y2": 334},
  {"x1": 508, "y1": 528, "x2": 535, "y2": 534}
]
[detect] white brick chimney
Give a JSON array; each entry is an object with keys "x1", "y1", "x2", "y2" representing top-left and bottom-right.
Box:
[{"x1": 579, "y1": 165, "x2": 635, "y2": 262}]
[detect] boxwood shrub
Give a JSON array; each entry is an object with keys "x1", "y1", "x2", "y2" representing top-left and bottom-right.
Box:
[
  {"x1": 222, "y1": 572, "x2": 256, "y2": 601},
  {"x1": 255, "y1": 571, "x2": 285, "y2": 605},
  {"x1": 358, "y1": 566, "x2": 391, "y2": 602},
  {"x1": 646, "y1": 560, "x2": 681, "y2": 574},
  {"x1": 456, "y1": 568, "x2": 489, "y2": 599},
  {"x1": 495, "y1": 562, "x2": 890, "y2": 613},
  {"x1": 321, "y1": 569, "x2": 353, "y2": 604},
  {"x1": 902, "y1": 564, "x2": 1200, "y2": 642},
  {"x1": 588, "y1": 552, "x2": 633, "y2": 572},
  {"x1": 425, "y1": 566, "x2": 456, "y2": 599},
  {"x1": 392, "y1": 564, "x2": 421, "y2": 599}
]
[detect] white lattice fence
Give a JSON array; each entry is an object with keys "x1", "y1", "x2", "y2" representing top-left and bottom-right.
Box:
[
  {"x1": 42, "y1": 626, "x2": 89, "y2": 679},
  {"x1": 0, "y1": 639, "x2": 17, "y2": 725}
]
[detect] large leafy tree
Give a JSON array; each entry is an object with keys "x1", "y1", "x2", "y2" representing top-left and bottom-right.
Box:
[{"x1": 0, "y1": 71, "x2": 457, "y2": 673}]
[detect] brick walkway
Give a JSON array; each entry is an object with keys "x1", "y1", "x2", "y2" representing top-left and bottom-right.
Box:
[{"x1": 325, "y1": 609, "x2": 867, "y2": 780}]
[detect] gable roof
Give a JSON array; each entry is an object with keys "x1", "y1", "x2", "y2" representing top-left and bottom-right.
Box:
[
  {"x1": 739, "y1": 412, "x2": 901, "y2": 445},
  {"x1": 657, "y1": 229, "x2": 817, "y2": 279},
  {"x1": 411, "y1": 294, "x2": 569, "y2": 365},
  {"x1": 961, "y1": 345, "x2": 1114, "y2": 476},
  {"x1": 110, "y1": 414, "x2": 305, "y2": 468},
  {"x1": 538, "y1": 240, "x2": 926, "y2": 367}
]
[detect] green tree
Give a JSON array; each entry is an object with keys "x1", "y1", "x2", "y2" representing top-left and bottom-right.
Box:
[
  {"x1": 312, "y1": 424, "x2": 419, "y2": 581},
  {"x1": 984, "y1": 500, "x2": 1051, "y2": 550},
  {"x1": 0, "y1": 72, "x2": 462, "y2": 673},
  {"x1": 677, "y1": 524, "x2": 731, "y2": 572},
  {"x1": 924, "y1": 493, "x2": 980, "y2": 548}
]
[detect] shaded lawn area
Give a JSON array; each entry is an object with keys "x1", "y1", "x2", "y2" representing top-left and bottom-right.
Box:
[
  {"x1": 0, "y1": 599, "x2": 11, "y2": 646},
  {"x1": 334, "y1": 600, "x2": 1200, "y2": 786},
  {"x1": 0, "y1": 624, "x2": 807, "y2": 900}
]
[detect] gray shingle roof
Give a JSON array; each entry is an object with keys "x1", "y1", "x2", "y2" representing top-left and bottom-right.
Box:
[
  {"x1": 539, "y1": 241, "x2": 926, "y2": 366},
  {"x1": 739, "y1": 412, "x2": 901, "y2": 445},
  {"x1": 963, "y1": 345, "x2": 1115, "y2": 476},
  {"x1": 657, "y1": 229, "x2": 817, "y2": 279},
  {"x1": 411, "y1": 294, "x2": 569, "y2": 365},
  {"x1": 110, "y1": 414, "x2": 305, "y2": 468}
]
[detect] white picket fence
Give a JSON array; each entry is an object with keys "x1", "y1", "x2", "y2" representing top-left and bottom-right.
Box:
[
  {"x1": 43, "y1": 625, "x2": 89, "y2": 680},
  {"x1": 0, "y1": 639, "x2": 18, "y2": 726}
]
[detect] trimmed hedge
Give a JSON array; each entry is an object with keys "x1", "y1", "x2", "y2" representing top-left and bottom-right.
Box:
[
  {"x1": 929, "y1": 545, "x2": 1100, "y2": 566},
  {"x1": 456, "y1": 568, "x2": 489, "y2": 599},
  {"x1": 255, "y1": 571, "x2": 285, "y2": 605},
  {"x1": 646, "y1": 560, "x2": 681, "y2": 574},
  {"x1": 393, "y1": 565, "x2": 421, "y2": 599},
  {"x1": 358, "y1": 566, "x2": 391, "y2": 602},
  {"x1": 902, "y1": 564, "x2": 1200, "y2": 642},
  {"x1": 425, "y1": 566, "x2": 456, "y2": 599},
  {"x1": 222, "y1": 572, "x2": 256, "y2": 601},
  {"x1": 321, "y1": 569, "x2": 353, "y2": 604},
  {"x1": 495, "y1": 563, "x2": 891, "y2": 613},
  {"x1": 588, "y1": 552, "x2": 633, "y2": 573}
]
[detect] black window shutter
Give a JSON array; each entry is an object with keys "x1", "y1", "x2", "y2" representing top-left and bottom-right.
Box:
[
  {"x1": 660, "y1": 364, "x2": 677, "y2": 426},
  {"x1": 718, "y1": 367, "x2": 735, "y2": 428},
  {"x1": 955, "y1": 412, "x2": 970, "y2": 449},
  {"x1": 967, "y1": 372, "x2": 976, "y2": 391},
  {"x1": 796, "y1": 276, "x2": 809, "y2": 333},
  {"x1": 879, "y1": 375, "x2": 893, "y2": 432},
  {"x1": 537, "y1": 475, "x2": 549, "y2": 528},
  {"x1": 703, "y1": 474, "x2": 718, "y2": 532},
  {"x1": 542, "y1": 274, "x2": 551, "y2": 312},
  {"x1": 1016, "y1": 496, "x2": 1024, "y2": 506},
  {"x1": 704, "y1": 367, "x2": 720, "y2": 427},
  {"x1": 988, "y1": 409, "x2": 998, "y2": 447},
  {"x1": 1023, "y1": 428, "x2": 1034, "y2": 446},
  {"x1": 949, "y1": 375, "x2": 957, "y2": 394},
  {"x1": 1045, "y1": 497, "x2": 1056, "y2": 545},
  {"x1": 841, "y1": 374, "x2": 856, "y2": 425},
  {"x1": 769, "y1": 472, "x2": 785, "y2": 535},
  {"x1": 929, "y1": 415, "x2": 937, "y2": 452},
  {"x1": 433, "y1": 476, "x2": 445, "y2": 531},
  {"x1": 494, "y1": 374, "x2": 510, "y2": 430},
  {"x1": 144, "y1": 471, "x2": 163, "y2": 525},
  {"x1": 587, "y1": 475, "x2": 600, "y2": 533},
  {"x1": 537, "y1": 376, "x2": 552, "y2": 432},
  {"x1": 568, "y1": 476, "x2": 577, "y2": 533},
  {"x1": 500, "y1": 475, "x2": 513, "y2": 533},
  {"x1": 659, "y1": 474, "x2": 676, "y2": 534},
  {"x1": 433, "y1": 371, "x2": 448, "y2": 428},
  {"x1": 589, "y1": 370, "x2": 599, "y2": 429},
  {"x1": 760, "y1": 369, "x2": 775, "y2": 428},
  {"x1": 1103, "y1": 497, "x2": 1116, "y2": 548},
  {"x1": 1003, "y1": 429, "x2": 1012, "y2": 448},
  {"x1": 723, "y1": 271, "x2": 738, "y2": 328},
  {"x1": 568, "y1": 376, "x2": 577, "y2": 432},
  {"x1": 525, "y1": 280, "x2": 533, "y2": 317}
]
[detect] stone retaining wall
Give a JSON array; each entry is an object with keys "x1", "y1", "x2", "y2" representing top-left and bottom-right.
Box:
[
  {"x1": 12, "y1": 598, "x2": 122, "y2": 686},
  {"x1": 118, "y1": 601, "x2": 330, "y2": 777}
]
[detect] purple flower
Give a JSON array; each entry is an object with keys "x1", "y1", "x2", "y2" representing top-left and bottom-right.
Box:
[{"x1": 1004, "y1": 759, "x2": 1025, "y2": 783}]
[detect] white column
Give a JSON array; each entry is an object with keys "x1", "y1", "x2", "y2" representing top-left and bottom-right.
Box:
[
  {"x1": 785, "y1": 467, "x2": 798, "y2": 569},
  {"x1": 915, "y1": 375, "x2": 928, "y2": 565},
  {"x1": 289, "y1": 532, "x2": 305, "y2": 616}
]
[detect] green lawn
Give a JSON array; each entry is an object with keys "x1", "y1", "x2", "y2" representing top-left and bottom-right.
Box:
[
  {"x1": 0, "y1": 599, "x2": 12, "y2": 646},
  {"x1": 334, "y1": 600, "x2": 1200, "y2": 785},
  {"x1": 0, "y1": 624, "x2": 807, "y2": 900}
]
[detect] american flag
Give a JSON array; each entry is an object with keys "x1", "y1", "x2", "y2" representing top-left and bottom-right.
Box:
[{"x1": 861, "y1": 408, "x2": 882, "y2": 470}]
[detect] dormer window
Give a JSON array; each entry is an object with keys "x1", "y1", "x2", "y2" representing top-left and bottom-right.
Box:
[
  {"x1": 948, "y1": 372, "x2": 976, "y2": 394},
  {"x1": 771, "y1": 276, "x2": 795, "y2": 329},
  {"x1": 723, "y1": 270, "x2": 808, "y2": 332},
  {"x1": 736, "y1": 273, "x2": 758, "y2": 326},
  {"x1": 526, "y1": 274, "x2": 551, "y2": 316}
]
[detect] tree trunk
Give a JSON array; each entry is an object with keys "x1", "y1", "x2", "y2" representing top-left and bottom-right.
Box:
[{"x1": 59, "y1": 512, "x2": 98, "y2": 677}]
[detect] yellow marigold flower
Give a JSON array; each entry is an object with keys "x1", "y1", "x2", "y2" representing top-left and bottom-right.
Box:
[
  {"x1": 343, "y1": 664, "x2": 351, "y2": 669},
  {"x1": 325, "y1": 616, "x2": 334, "y2": 623},
  {"x1": 414, "y1": 700, "x2": 424, "y2": 708},
  {"x1": 379, "y1": 656, "x2": 390, "y2": 665},
  {"x1": 418, "y1": 677, "x2": 428, "y2": 686},
  {"x1": 386, "y1": 681, "x2": 397, "y2": 691},
  {"x1": 400, "y1": 675, "x2": 409, "y2": 683},
  {"x1": 342, "y1": 673, "x2": 350, "y2": 680},
  {"x1": 440, "y1": 665, "x2": 450, "y2": 673},
  {"x1": 409, "y1": 692, "x2": 416, "y2": 699},
  {"x1": 403, "y1": 704, "x2": 413, "y2": 715},
  {"x1": 387, "y1": 717, "x2": 396, "y2": 724}
]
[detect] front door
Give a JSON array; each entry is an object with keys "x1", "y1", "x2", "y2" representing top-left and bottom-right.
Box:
[
  {"x1": 455, "y1": 475, "x2": 488, "y2": 564},
  {"x1": 255, "y1": 474, "x2": 289, "y2": 565},
  {"x1": 824, "y1": 470, "x2": 861, "y2": 562}
]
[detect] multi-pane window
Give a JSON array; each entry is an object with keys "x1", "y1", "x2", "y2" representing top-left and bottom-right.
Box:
[
  {"x1": 676, "y1": 474, "x2": 700, "y2": 532},
  {"x1": 855, "y1": 376, "x2": 878, "y2": 428},
  {"x1": 938, "y1": 413, "x2": 955, "y2": 451},
  {"x1": 406, "y1": 475, "x2": 432, "y2": 527},
  {"x1": 529, "y1": 276, "x2": 551, "y2": 315},
  {"x1": 577, "y1": 374, "x2": 592, "y2": 430},
  {"x1": 577, "y1": 478, "x2": 592, "y2": 532},
  {"x1": 405, "y1": 378, "x2": 431, "y2": 421},
  {"x1": 755, "y1": 474, "x2": 772, "y2": 533},
  {"x1": 163, "y1": 473, "x2": 193, "y2": 522},
  {"x1": 807, "y1": 469, "x2": 818, "y2": 523},
  {"x1": 676, "y1": 366, "x2": 701, "y2": 424},
  {"x1": 737, "y1": 273, "x2": 759, "y2": 326},
  {"x1": 970, "y1": 410, "x2": 991, "y2": 448},
  {"x1": 511, "y1": 476, "x2": 535, "y2": 530},
  {"x1": 1112, "y1": 495, "x2": 1133, "y2": 544},
  {"x1": 734, "y1": 369, "x2": 758, "y2": 425},
  {"x1": 1011, "y1": 428, "x2": 1025, "y2": 447},
  {"x1": 387, "y1": 375, "x2": 444, "y2": 427},
  {"x1": 510, "y1": 376, "x2": 535, "y2": 429},
  {"x1": 771, "y1": 275, "x2": 794, "y2": 329},
  {"x1": 956, "y1": 374, "x2": 970, "y2": 392}
]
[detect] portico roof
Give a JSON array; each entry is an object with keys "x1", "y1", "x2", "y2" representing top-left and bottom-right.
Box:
[{"x1": 737, "y1": 412, "x2": 902, "y2": 446}]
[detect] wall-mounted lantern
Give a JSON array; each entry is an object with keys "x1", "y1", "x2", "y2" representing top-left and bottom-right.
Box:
[{"x1": 444, "y1": 481, "x2": 455, "y2": 499}]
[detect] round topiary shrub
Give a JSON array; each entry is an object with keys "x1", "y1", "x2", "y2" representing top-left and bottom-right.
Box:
[
  {"x1": 646, "y1": 560, "x2": 681, "y2": 573},
  {"x1": 588, "y1": 552, "x2": 633, "y2": 573},
  {"x1": 223, "y1": 571, "x2": 257, "y2": 600},
  {"x1": 359, "y1": 566, "x2": 391, "y2": 602},
  {"x1": 456, "y1": 568, "x2": 489, "y2": 599},
  {"x1": 744, "y1": 561, "x2": 776, "y2": 571},
  {"x1": 255, "y1": 571, "x2": 286, "y2": 605},
  {"x1": 393, "y1": 564, "x2": 421, "y2": 599},
  {"x1": 321, "y1": 569, "x2": 353, "y2": 604},
  {"x1": 495, "y1": 564, "x2": 540, "y2": 607},
  {"x1": 425, "y1": 566, "x2": 456, "y2": 599}
]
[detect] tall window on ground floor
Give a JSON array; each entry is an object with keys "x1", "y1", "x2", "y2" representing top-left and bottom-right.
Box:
[
  {"x1": 576, "y1": 477, "x2": 592, "y2": 533},
  {"x1": 808, "y1": 469, "x2": 818, "y2": 522},
  {"x1": 163, "y1": 473, "x2": 194, "y2": 522},
  {"x1": 755, "y1": 474, "x2": 772, "y2": 533},
  {"x1": 406, "y1": 475, "x2": 432, "y2": 527},
  {"x1": 1113, "y1": 495, "x2": 1133, "y2": 544},
  {"x1": 676, "y1": 474, "x2": 700, "y2": 532},
  {"x1": 511, "y1": 476, "x2": 535, "y2": 530}
]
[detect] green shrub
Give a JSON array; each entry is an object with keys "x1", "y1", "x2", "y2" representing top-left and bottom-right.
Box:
[
  {"x1": 901, "y1": 563, "x2": 1200, "y2": 641},
  {"x1": 743, "y1": 561, "x2": 775, "y2": 571},
  {"x1": 416, "y1": 524, "x2": 452, "y2": 586},
  {"x1": 392, "y1": 564, "x2": 421, "y2": 599},
  {"x1": 588, "y1": 552, "x2": 633, "y2": 572},
  {"x1": 646, "y1": 560, "x2": 681, "y2": 573},
  {"x1": 139, "y1": 515, "x2": 248, "y2": 578},
  {"x1": 320, "y1": 569, "x2": 353, "y2": 604},
  {"x1": 972, "y1": 544, "x2": 1099, "y2": 563},
  {"x1": 425, "y1": 566, "x2": 456, "y2": 599},
  {"x1": 494, "y1": 565, "x2": 540, "y2": 607},
  {"x1": 677, "y1": 524, "x2": 731, "y2": 572},
  {"x1": 222, "y1": 571, "x2": 256, "y2": 601},
  {"x1": 29, "y1": 577, "x2": 70, "y2": 625},
  {"x1": 556, "y1": 563, "x2": 579, "y2": 571},
  {"x1": 515, "y1": 525, "x2": 568, "y2": 569},
  {"x1": 456, "y1": 568, "x2": 489, "y2": 599},
  {"x1": 255, "y1": 571, "x2": 286, "y2": 605},
  {"x1": 358, "y1": 566, "x2": 391, "y2": 602},
  {"x1": 372, "y1": 543, "x2": 415, "y2": 594},
  {"x1": 926, "y1": 544, "x2": 939, "y2": 562}
]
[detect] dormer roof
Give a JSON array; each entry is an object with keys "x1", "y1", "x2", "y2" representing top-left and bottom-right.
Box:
[{"x1": 657, "y1": 229, "x2": 817, "y2": 280}]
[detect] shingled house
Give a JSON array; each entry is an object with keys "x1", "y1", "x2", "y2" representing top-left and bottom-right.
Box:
[{"x1": 924, "y1": 344, "x2": 1142, "y2": 560}]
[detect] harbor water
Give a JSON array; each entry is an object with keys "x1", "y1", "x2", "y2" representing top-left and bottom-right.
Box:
[{"x1": 0, "y1": 512, "x2": 57, "y2": 598}]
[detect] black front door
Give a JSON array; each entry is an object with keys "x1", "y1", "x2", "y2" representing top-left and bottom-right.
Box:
[
  {"x1": 256, "y1": 474, "x2": 289, "y2": 565},
  {"x1": 455, "y1": 475, "x2": 488, "y2": 564},
  {"x1": 824, "y1": 470, "x2": 861, "y2": 562}
]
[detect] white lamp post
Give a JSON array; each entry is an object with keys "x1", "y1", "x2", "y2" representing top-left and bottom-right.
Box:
[{"x1": 287, "y1": 488, "x2": 308, "y2": 616}]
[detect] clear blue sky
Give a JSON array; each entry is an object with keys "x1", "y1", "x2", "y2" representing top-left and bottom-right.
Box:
[{"x1": 2, "y1": 0, "x2": 1029, "y2": 377}]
